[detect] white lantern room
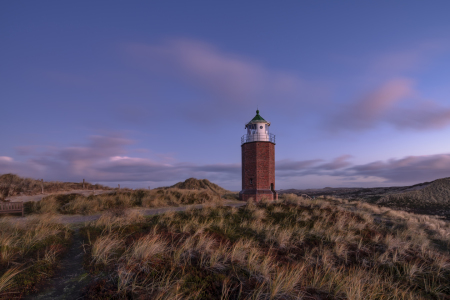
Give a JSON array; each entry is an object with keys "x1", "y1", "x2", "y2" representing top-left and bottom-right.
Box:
[{"x1": 241, "y1": 110, "x2": 275, "y2": 144}]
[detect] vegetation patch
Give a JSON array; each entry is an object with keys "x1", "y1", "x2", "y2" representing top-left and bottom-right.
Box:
[
  {"x1": 0, "y1": 216, "x2": 72, "y2": 299},
  {"x1": 79, "y1": 196, "x2": 450, "y2": 299},
  {"x1": 163, "y1": 177, "x2": 231, "y2": 195},
  {"x1": 25, "y1": 188, "x2": 226, "y2": 215},
  {"x1": 0, "y1": 173, "x2": 110, "y2": 199}
]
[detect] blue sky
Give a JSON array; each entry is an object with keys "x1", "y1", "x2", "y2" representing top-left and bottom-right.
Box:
[{"x1": 1, "y1": 1, "x2": 450, "y2": 190}]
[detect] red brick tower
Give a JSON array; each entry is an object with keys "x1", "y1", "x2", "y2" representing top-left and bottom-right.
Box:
[{"x1": 239, "y1": 110, "x2": 277, "y2": 201}]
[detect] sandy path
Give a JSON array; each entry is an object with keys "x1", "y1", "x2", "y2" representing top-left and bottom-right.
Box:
[
  {"x1": 24, "y1": 229, "x2": 88, "y2": 300},
  {"x1": 5, "y1": 200, "x2": 246, "y2": 225},
  {"x1": 5, "y1": 190, "x2": 114, "y2": 202}
]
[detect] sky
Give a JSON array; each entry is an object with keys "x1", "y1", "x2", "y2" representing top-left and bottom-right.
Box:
[{"x1": 1, "y1": 1, "x2": 450, "y2": 190}]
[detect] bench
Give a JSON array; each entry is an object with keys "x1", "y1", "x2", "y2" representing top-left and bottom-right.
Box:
[{"x1": 0, "y1": 202, "x2": 24, "y2": 217}]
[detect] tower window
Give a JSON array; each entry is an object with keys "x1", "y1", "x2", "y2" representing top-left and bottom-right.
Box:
[{"x1": 250, "y1": 178, "x2": 253, "y2": 184}]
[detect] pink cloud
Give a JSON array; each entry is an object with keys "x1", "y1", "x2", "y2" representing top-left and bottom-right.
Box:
[
  {"x1": 357, "y1": 79, "x2": 414, "y2": 115},
  {"x1": 125, "y1": 38, "x2": 322, "y2": 106},
  {"x1": 388, "y1": 101, "x2": 450, "y2": 130},
  {"x1": 348, "y1": 154, "x2": 450, "y2": 183},
  {"x1": 326, "y1": 78, "x2": 414, "y2": 131},
  {"x1": 318, "y1": 155, "x2": 353, "y2": 170},
  {"x1": 326, "y1": 77, "x2": 450, "y2": 132}
]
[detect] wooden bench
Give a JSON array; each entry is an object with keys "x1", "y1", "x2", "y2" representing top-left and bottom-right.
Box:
[{"x1": 0, "y1": 202, "x2": 24, "y2": 217}]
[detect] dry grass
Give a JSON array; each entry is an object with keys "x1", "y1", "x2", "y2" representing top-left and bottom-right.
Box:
[
  {"x1": 166, "y1": 177, "x2": 230, "y2": 195},
  {"x1": 378, "y1": 177, "x2": 450, "y2": 208},
  {"x1": 25, "y1": 188, "x2": 224, "y2": 215},
  {"x1": 79, "y1": 194, "x2": 450, "y2": 299},
  {"x1": 0, "y1": 173, "x2": 111, "y2": 199},
  {"x1": 0, "y1": 215, "x2": 72, "y2": 298}
]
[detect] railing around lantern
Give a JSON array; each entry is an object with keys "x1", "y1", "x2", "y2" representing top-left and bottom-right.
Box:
[{"x1": 241, "y1": 133, "x2": 276, "y2": 145}]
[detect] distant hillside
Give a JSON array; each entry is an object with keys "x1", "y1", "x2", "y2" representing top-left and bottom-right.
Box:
[
  {"x1": 0, "y1": 173, "x2": 111, "y2": 199},
  {"x1": 167, "y1": 178, "x2": 230, "y2": 195},
  {"x1": 279, "y1": 177, "x2": 450, "y2": 218},
  {"x1": 378, "y1": 177, "x2": 450, "y2": 209}
]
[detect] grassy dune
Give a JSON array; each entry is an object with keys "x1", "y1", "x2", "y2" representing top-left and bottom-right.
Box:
[
  {"x1": 166, "y1": 178, "x2": 231, "y2": 195},
  {"x1": 25, "y1": 188, "x2": 225, "y2": 215},
  {"x1": 0, "y1": 174, "x2": 111, "y2": 199},
  {"x1": 2, "y1": 188, "x2": 449, "y2": 299},
  {"x1": 79, "y1": 195, "x2": 450, "y2": 299},
  {"x1": 379, "y1": 177, "x2": 450, "y2": 209}
]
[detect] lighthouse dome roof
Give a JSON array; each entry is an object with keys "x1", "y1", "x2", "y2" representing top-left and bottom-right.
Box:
[{"x1": 246, "y1": 110, "x2": 270, "y2": 126}]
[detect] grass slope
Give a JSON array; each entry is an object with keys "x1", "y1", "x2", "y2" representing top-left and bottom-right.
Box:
[
  {"x1": 78, "y1": 195, "x2": 450, "y2": 299},
  {"x1": 2, "y1": 194, "x2": 450, "y2": 299},
  {"x1": 379, "y1": 177, "x2": 450, "y2": 209}
]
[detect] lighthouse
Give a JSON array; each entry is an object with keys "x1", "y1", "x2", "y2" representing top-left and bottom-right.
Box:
[{"x1": 239, "y1": 110, "x2": 278, "y2": 201}]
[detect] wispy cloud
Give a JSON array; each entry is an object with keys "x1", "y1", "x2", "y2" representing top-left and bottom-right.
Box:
[
  {"x1": 276, "y1": 154, "x2": 450, "y2": 186},
  {"x1": 328, "y1": 78, "x2": 413, "y2": 131},
  {"x1": 125, "y1": 38, "x2": 326, "y2": 113},
  {"x1": 388, "y1": 101, "x2": 450, "y2": 130},
  {"x1": 275, "y1": 156, "x2": 353, "y2": 179},
  {"x1": 318, "y1": 155, "x2": 353, "y2": 170},
  {"x1": 277, "y1": 159, "x2": 323, "y2": 171},
  {"x1": 325, "y1": 78, "x2": 450, "y2": 132},
  {"x1": 346, "y1": 154, "x2": 450, "y2": 183}
]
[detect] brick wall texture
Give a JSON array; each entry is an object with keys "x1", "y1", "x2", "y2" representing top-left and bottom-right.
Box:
[{"x1": 239, "y1": 141, "x2": 278, "y2": 201}]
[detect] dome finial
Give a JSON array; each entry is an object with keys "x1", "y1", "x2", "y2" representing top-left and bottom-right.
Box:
[{"x1": 256, "y1": 109, "x2": 259, "y2": 115}]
